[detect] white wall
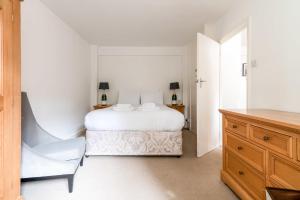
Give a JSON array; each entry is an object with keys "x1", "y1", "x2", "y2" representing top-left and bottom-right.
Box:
[
  {"x1": 93, "y1": 46, "x2": 191, "y2": 119},
  {"x1": 21, "y1": 0, "x2": 91, "y2": 139},
  {"x1": 213, "y1": 0, "x2": 300, "y2": 113},
  {"x1": 97, "y1": 47, "x2": 185, "y2": 104}
]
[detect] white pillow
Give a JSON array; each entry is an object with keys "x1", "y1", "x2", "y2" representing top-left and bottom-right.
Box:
[
  {"x1": 118, "y1": 90, "x2": 140, "y2": 105},
  {"x1": 141, "y1": 91, "x2": 163, "y2": 104}
]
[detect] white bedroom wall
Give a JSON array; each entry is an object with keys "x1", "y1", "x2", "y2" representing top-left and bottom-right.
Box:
[
  {"x1": 97, "y1": 47, "x2": 185, "y2": 104},
  {"x1": 95, "y1": 46, "x2": 191, "y2": 119},
  {"x1": 21, "y1": 0, "x2": 91, "y2": 139},
  {"x1": 212, "y1": 0, "x2": 300, "y2": 113}
]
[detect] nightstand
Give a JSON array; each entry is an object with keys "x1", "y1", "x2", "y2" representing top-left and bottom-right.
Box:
[
  {"x1": 167, "y1": 104, "x2": 185, "y2": 114},
  {"x1": 93, "y1": 104, "x2": 112, "y2": 110}
]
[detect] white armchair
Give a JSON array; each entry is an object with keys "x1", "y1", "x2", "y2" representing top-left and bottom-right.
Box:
[{"x1": 21, "y1": 92, "x2": 86, "y2": 193}]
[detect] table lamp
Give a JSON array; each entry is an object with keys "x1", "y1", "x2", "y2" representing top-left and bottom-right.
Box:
[
  {"x1": 170, "y1": 82, "x2": 179, "y2": 105},
  {"x1": 99, "y1": 82, "x2": 109, "y2": 105}
]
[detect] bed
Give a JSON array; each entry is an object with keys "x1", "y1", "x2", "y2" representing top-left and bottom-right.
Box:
[{"x1": 84, "y1": 91, "x2": 185, "y2": 156}]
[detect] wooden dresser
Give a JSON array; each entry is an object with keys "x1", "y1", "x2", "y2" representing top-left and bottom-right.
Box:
[{"x1": 219, "y1": 109, "x2": 300, "y2": 200}]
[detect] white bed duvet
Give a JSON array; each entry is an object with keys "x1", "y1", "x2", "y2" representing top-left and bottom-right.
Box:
[{"x1": 84, "y1": 104, "x2": 185, "y2": 131}]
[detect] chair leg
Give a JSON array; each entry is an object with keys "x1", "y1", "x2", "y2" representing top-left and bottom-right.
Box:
[
  {"x1": 67, "y1": 174, "x2": 74, "y2": 193},
  {"x1": 80, "y1": 157, "x2": 84, "y2": 166}
]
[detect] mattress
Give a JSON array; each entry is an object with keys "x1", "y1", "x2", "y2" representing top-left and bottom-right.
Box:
[{"x1": 84, "y1": 105, "x2": 185, "y2": 131}]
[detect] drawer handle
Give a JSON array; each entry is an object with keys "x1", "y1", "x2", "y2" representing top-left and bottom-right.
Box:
[
  {"x1": 263, "y1": 136, "x2": 270, "y2": 141},
  {"x1": 237, "y1": 146, "x2": 243, "y2": 150},
  {"x1": 238, "y1": 171, "x2": 244, "y2": 175},
  {"x1": 232, "y1": 124, "x2": 238, "y2": 129}
]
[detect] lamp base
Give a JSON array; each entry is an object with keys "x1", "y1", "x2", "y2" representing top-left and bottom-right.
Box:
[
  {"x1": 172, "y1": 93, "x2": 177, "y2": 105},
  {"x1": 101, "y1": 93, "x2": 107, "y2": 105}
]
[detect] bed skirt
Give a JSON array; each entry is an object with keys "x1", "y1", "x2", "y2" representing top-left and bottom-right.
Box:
[{"x1": 85, "y1": 130, "x2": 182, "y2": 156}]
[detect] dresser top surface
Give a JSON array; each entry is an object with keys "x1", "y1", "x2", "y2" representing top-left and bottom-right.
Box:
[{"x1": 220, "y1": 109, "x2": 300, "y2": 131}]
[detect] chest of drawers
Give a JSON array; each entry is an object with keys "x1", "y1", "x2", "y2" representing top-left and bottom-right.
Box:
[{"x1": 220, "y1": 109, "x2": 300, "y2": 200}]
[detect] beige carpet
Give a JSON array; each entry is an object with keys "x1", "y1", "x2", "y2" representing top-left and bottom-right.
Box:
[{"x1": 21, "y1": 132, "x2": 238, "y2": 200}]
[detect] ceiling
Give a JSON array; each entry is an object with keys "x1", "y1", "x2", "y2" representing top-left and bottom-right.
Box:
[{"x1": 41, "y1": 0, "x2": 237, "y2": 46}]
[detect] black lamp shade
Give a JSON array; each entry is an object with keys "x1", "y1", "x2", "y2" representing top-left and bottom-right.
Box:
[
  {"x1": 170, "y1": 82, "x2": 179, "y2": 90},
  {"x1": 99, "y1": 82, "x2": 109, "y2": 90}
]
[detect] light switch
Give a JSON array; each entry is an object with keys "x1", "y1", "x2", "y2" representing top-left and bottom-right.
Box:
[{"x1": 251, "y1": 59, "x2": 257, "y2": 67}]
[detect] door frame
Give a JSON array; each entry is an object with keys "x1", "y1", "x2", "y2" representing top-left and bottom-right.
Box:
[
  {"x1": 219, "y1": 17, "x2": 252, "y2": 109},
  {"x1": 0, "y1": 0, "x2": 21, "y2": 199}
]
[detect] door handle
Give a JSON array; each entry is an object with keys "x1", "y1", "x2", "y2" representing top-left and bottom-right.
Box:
[
  {"x1": 199, "y1": 78, "x2": 207, "y2": 88},
  {"x1": 199, "y1": 78, "x2": 207, "y2": 83}
]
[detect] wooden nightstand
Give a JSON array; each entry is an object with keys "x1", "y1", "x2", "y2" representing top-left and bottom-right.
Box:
[
  {"x1": 93, "y1": 104, "x2": 112, "y2": 110},
  {"x1": 167, "y1": 104, "x2": 185, "y2": 114}
]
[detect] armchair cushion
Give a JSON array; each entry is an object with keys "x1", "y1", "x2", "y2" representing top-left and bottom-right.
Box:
[
  {"x1": 21, "y1": 143, "x2": 79, "y2": 178},
  {"x1": 33, "y1": 137, "x2": 86, "y2": 161}
]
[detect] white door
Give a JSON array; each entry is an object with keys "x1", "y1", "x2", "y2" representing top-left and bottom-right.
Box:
[{"x1": 197, "y1": 33, "x2": 220, "y2": 157}]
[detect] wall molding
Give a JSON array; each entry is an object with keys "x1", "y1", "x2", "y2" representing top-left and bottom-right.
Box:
[
  {"x1": 92, "y1": 46, "x2": 191, "y2": 122},
  {"x1": 98, "y1": 46, "x2": 185, "y2": 56}
]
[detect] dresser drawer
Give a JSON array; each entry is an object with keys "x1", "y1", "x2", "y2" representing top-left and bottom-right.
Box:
[
  {"x1": 268, "y1": 153, "x2": 300, "y2": 190},
  {"x1": 225, "y1": 149, "x2": 265, "y2": 200},
  {"x1": 226, "y1": 132, "x2": 265, "y2": 172},
  {"x1": 250, "y1": 125, "x2": 293, "y2": 158},
  {"x1": 225, "y1": 117, "x2": 248, "y2": 137}
]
